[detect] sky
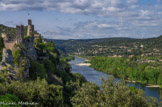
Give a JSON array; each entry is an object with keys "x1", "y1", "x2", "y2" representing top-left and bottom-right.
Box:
[{"x1": 0, "y1": 0, "x2": 162, "y2": 39}]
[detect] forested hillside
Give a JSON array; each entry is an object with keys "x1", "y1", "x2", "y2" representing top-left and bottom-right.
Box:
[
  {"x1": 52, "y1": 36, "x2": 162, "y2": 57},
  {"x1": 0, "y1": 24, "x2": 16, "y2": 38}
]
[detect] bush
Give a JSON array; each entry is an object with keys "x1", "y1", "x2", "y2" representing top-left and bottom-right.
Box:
[
  {"x1": 71, "y1": 76, "x2": 157, "y2": 107},
  {"x1": 29, "y1": 60, "x2": 47, "y2": 79},
  {"x1": 0, "y1": 72, "x2": 8, "y2": 83},
  {"x1": 0, "y1": 94, "x2": 19, "y2": 102},
  {"x1": 43, "y1": 59, "x2": 56, "y2": 73},
  {"x1": 0, "y1": 78, "x2": 64, "y2": 107}
]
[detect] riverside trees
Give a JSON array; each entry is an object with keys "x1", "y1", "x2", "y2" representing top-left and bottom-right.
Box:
[{"x1": 90, "y1": 56, "x2": 162, "y2": 85}]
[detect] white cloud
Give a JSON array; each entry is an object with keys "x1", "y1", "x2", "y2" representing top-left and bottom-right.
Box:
[
  {"x1": 1, "y1": 0, "x2": 162, "y2": 39},
  {"x1": 127, "y1": 0, "x2": 138, "y2": 4}
]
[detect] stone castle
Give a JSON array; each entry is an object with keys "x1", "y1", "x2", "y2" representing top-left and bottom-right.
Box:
[
  {"x1": 1, "y1": 19, "x2": 41, "y2": 60},
  {"x1": 0, "y1": 19, "x2": 42, "y2": 79}
]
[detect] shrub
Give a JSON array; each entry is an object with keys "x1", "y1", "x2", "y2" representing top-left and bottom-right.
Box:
[
  {"x1": 29, "y1": 60, "x2": 47, "y2": 79},
  {"x1": 0, "y1": 78, "x2": 64, "y2": 107}
]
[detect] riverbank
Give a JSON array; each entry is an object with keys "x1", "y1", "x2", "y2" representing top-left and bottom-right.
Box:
[
  {"x1": 76, "y1": 56, "x2": 161, "y2": 88},
  {"x1": 145, "y1": 85, "x2": 161, "y2": 88},
  {"x1": 126, "y1": 80, "x2": 161, "y2": 88},
  {"x1": 76, "y1": 63, "x2": 91, "y2": 66}
]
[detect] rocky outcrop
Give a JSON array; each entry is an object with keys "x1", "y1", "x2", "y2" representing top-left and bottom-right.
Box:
[{"x1": 2, "y1": 48, "x2": 14, "y2": 67}]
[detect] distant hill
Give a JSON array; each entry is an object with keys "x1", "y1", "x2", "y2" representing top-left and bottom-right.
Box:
[
  {"x1": 0, "y1": 24, "x2": 16, "y2": 38},
  {"x1": 49, "y1": 36, "x2": 162, "y2": 57}
]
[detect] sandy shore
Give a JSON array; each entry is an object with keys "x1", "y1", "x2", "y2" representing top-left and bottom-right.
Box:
[
  {"x1": 76, "y1": 63, "x2": 91, "y2": 66},
  {"x1": 85, "y1": 60, "x2": 90, "y2": 61},
  {"x1": 126, "y1": 80, "x2": 137, "y2": 83},
  {"x1": 145, "y1": 85, "x2": 161, "y2": 88},
  {"x1": 126, "y1": 80, "x2": 161, "y2": 88}
]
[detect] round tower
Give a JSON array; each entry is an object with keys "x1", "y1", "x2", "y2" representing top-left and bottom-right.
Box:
[{"x1": 27, "y1": 19, "x2": 34, "y2": 37}]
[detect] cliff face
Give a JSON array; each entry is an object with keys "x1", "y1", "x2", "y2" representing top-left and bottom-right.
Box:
[
  {"x1": 0, "y1": 46, "x2": 31, "y2": 81},
  {"x1": 2, "y1": 49, "x2": 14, "y2": 67},
  {"x1": 0, "y1": 48, "x2": 16, "y2": 80}
]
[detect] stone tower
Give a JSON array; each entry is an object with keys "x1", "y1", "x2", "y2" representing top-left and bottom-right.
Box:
[
  {"x1": 16, "y1": 25, "x2": 24, "y2": 44},
  {"x1": 1, "y1": 33, "x2": 8, "y2": 41},
  {"x1": 27, "y1": 19, "x2": 34, "y2": 36}
]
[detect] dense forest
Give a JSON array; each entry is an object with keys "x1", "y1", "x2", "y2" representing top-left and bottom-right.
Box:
[{"x1": 90, "y1": 56, "x2": 162, "y2": 85}]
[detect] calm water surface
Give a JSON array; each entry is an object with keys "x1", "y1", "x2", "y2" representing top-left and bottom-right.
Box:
[{"x1": 69, "y1": 57, "x2": 161, "y2": 101}]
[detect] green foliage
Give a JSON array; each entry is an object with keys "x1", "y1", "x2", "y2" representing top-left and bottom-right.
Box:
[
  {"x1": 12, "y1": 44, "x2": 29, "y2": 80},
  {"x1": 12, "y1": 48, "x2": 21, "y2": 66},
  {"x1": 35, "y1": 38, "x2": 43, "y2": 46},
  {"x1": 90, "y1": 56, "x2": 162, "y2": 85},
  {"x1": 45, "y1": 41, "x2": 57, "y2": 53},
  {"x1": 0, "y1": 94, "x2": 19, "y2": 102},
  {"x1": 35, "y1": 39, "x2": 60, "y2": 64},
  {"x1": 55, "y1": 69, "x2": 73, "y2": 84},
  {"x1": 71, "y1": 82, "x2": 99, "y2": 106},
  {"x1": 12, "y1": 44, "x2": 26, "y2": 66},
  {"x1": 71, "y1": 76, "x2": 158, "y2": 107},
  {"x1": 29, "y1": 60, "x2": 46, "y2": 79},
  {"x1": 0, "y1": 24, "x2": 16, "y2": 38},
  {"x1": 43, "y1": 59, "x2": 56, "y2": 73},
  {"x1": 0, "y1": 94, "x2": 20, "y2": 107},
  {"x1": 72, "y1": 73, "x2": 87, "y2": 83},
  {"x1": 0, "y1": 72, "x2": 8, "y2": 83},
  {"x1": 24, "y1": 35, "x2": 30, "y2": 39},
  {"x1": 0, "y1": 78, "x2": 63, "y2": 107},
  {"x1": 62, "y1": 55, "x2": 75, "y2": 62}
]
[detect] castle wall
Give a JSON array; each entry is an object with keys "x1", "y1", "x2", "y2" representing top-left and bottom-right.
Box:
[
  {"x1": 1, "y1": 19, "x2": 37, "y2": 60},
  {"x1": 16, "y1": 25, "x2": 24, "y2": 44},
  {"x1": 1, "y1": 33, "x2": 11, "y2": 41},
  {"x1": 23, "y1": 37, "x2": 37, "y2": 60},
  {"x1": 4, "y1": 40, "x2": 16, "y2": 50}
]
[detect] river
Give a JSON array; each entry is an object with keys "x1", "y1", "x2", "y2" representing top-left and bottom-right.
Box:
[{"x1": 69, "y1": 57, "x2": 161, "y2": 101}]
